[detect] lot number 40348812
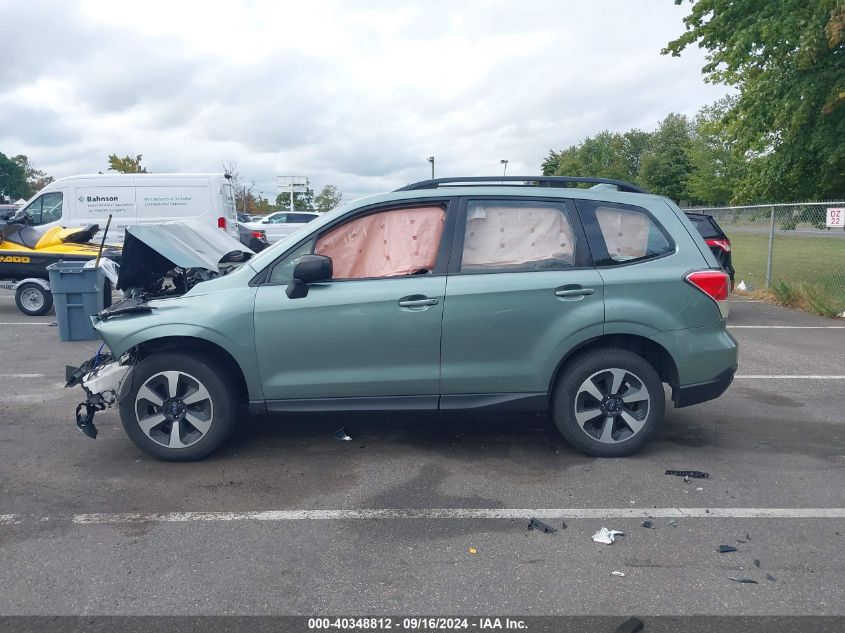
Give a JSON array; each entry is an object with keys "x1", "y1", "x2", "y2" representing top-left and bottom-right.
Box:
[{"x1": 827, "y1": 207, "x2": 844, "y2": 228}]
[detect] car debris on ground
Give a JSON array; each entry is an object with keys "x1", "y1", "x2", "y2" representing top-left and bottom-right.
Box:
[
  {"x1": 642, "y1": 520, "x2": 653, "y2": 529},
  {"x1": 527, "y1": 518, "x2": 556, "y2": 533},
  {"x1": 592, "y1": 527, "x2": 624, "y2": 544},
  {"x1": 719, "y1": 545, "x2": 738, "y2": 553},
  {"x1": 611, "y1": 571, "x2": 626, "y2": 577},
  {"x1": 665, "y1": 469, "x2": 709, "y2": 479},
  {"x1": 333, "y1": 427, "x2": 352, "y2": 441},
  {"x1": 613, "y1": 617, "x2": 644, "y2": 633},
  {"x1": 728, "y1": 577, "x2": 758, "y2": 584}
]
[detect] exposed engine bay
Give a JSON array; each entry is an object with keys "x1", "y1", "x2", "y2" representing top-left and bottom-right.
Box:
[{"x1": 100, "y1": 219, "x2": 254, "y2": 319}]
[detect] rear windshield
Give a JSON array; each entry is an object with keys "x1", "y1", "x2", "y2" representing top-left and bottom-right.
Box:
[{"x1": 687, "y1": 214, "x2": 722, "y2": 239}]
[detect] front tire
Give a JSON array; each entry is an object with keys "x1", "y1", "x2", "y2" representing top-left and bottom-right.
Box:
[
  {"x1": 119, "y1": 352, "x2": 238, "y2": 461},
  {"x1": 15, "y1": 282, "x2": 53, "y2": 316},
  {"x1": 552, "y1": 348, "x2": 665, "y2": 457}
]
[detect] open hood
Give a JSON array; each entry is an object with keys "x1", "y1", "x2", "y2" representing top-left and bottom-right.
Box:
[{"x1": 117, "y1": 219, "x2": 253, "y2": 291}]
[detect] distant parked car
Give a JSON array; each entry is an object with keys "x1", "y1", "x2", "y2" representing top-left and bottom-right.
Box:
[
  {"x1": 243, "y1": 211, "x2": 320, "y2": 244},
  {"x1": 686, "y1": 212, "x2": 735, "y2": 289},
  {"x1": 237, "y1": 213, "x2": 253, "y2": 223},
  {"x1": 237, "y1": 222, "x2": 269, "y2": 252}
]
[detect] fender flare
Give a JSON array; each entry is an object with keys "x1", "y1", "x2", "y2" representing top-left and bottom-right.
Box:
[{"x1": 13, "y1": 277, "x2": 51, "y2": 291}]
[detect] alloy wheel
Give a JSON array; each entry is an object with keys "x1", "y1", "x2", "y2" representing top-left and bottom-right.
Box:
[
  {"x1": 134, "y1": 371, "x2": 214, "y2": 448},
  {"x1": 573, "y1": 368, "x2": 650, "y2": 443}
]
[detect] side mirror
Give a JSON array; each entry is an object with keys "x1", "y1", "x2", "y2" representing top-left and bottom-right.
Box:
[{"x1": 286, "y1": 254, "x2": 332, "y2": 299}]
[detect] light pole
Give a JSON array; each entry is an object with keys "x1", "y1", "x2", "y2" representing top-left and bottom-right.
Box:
[
  {"x1": 501, "y1": 159, "x2": 509, "y2": 176},
  {"x1": 427, "y1": 156, "x2": 435, "y2": 180}
]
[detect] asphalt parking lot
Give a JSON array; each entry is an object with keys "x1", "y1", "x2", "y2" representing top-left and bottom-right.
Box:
[{"x1": 1, "y1": 289, "x2": 844, "y2": 616}]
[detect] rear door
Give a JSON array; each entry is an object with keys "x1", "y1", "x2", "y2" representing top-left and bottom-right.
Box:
[{"x1": 439, "y1": 197, "x2": 604, "y2": 403}]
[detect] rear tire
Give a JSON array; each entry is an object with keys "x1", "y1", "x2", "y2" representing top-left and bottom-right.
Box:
[
  {"x1": 552, "y1": 348, "x2": 665, "y2": 457},
  {"x1": 15, "y1": 282, "x2": 53, "y2": 316},
  {"x1": 119, "y1": 352, "x2": 238, "y2": 461}
]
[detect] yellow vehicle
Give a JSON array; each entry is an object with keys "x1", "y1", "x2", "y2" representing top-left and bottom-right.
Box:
[{"x1": 0, "y1": 208, "x2": 120, "y2": 316}]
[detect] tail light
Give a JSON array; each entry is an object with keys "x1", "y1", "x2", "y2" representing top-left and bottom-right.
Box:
[
  {"x1": 686, "y1": 270, "x2": 729, "y2": 318},
  {"x1": 705, "y1": 238, "x2": 731, "y2": 253},
  {"x1": 218, "y1": 217, "x2": 227, "y2": 230},
  {"x1": 251, "y1": 230, "x2": 267, "y2": 241}
]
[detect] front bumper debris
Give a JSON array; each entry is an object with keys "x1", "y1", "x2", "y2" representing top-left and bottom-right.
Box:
[{"x1": 66, "y1": 351, "x2": 133, "y2": 440}]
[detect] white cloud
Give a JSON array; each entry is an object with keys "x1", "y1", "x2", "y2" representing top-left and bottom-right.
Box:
[{"x1": 0, "y1": 0, "x2": 726, "y2": 200}]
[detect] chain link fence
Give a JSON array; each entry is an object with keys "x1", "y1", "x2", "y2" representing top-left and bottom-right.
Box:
[{"x1": 684, "y1": 202, "x2": 845, "y2": 317}]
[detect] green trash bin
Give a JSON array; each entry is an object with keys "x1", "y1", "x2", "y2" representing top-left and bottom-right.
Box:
[{"x1": 46, "y1": 261, "x2": 112, "y2": 341}]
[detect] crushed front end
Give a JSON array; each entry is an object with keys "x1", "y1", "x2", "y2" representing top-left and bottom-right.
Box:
[{"x1": 66, "y1": 348, "x2": 135, "y2": 439}]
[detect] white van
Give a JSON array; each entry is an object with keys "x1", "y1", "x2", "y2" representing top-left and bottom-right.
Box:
[{"x1": 19, "y1": 173, "x2": 239, "y2": 243}]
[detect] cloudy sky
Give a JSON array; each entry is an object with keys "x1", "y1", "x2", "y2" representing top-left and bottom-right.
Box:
[{"x1": 1, "y1": 0, "x2": 727, "y2": 201}]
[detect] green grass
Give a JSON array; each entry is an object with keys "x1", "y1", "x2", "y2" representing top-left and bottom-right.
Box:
[{"x1": 727, "y1": 231, "x2": 845, "y2": 316}]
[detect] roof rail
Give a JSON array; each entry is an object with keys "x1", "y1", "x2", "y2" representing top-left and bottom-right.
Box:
[{"x1": 396, "y1": 176, "x2": 647, "y2": 193}]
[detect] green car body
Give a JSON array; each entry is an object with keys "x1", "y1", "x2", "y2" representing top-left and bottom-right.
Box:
[{"x1": 87, "y1": 182, "x2": 738, "y2": 460}]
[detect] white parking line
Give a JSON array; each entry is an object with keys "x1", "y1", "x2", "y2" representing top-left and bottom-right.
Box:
[
  {"x1": 0, "y1": 322, "x2": 53, "y2": 326},
  {"x1": 0, "y1": 373, "x2": 45, "y2": 378},
  {"x1": 63, "y1": 507, "x2": 845, "y2": 524},
  {"x1": 735, "y1": 375, "x2": 845, "y2": 379},
  {"x1": 729, "y1": 325, "x2": 845, "y2": 329}
]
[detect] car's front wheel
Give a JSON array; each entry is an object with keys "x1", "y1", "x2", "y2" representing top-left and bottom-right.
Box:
[
  {"x1": 119, "y1": 352, "x2": 237, "y2": 461},
  {"x1": 552, "y1": 348, "x2": 665, "y2": 457}
]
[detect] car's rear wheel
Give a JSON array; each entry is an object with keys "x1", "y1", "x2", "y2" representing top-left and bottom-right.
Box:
[
  {"x1": 552, "y1": 348, "x2": 665, "y2": 457},
  {"x1": 119, "y1": 352, "x2": 237, "y2": 461},
  {"x1": 15, "y1": 282, "x2": 53, "y2": 316}
]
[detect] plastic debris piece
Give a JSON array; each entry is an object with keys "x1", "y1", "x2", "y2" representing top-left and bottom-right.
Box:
[
  {"x1": 719, "y1": 545, "x2": 738, "y2": 553},
  {"x1": 684, "y1": 475, "x2": 691, "y2": 484},
  {"x1": 527, "y1": 517, "x2": 556, "y2": 533},
  {"x1": 561, "y1": 521, "x2": 567, "y2": 530},
  {"x1": 642, "y1": 520, "x2": 653, "y2": 529},
  {"x1": 728, "y1": 577, "x2": 758, "y2": 584},
  {"x1": 666, "y1": 519, "x2": 678, "y2": 527},
  {"x1": 736, "y1": 280, "x2": 748, "y2": 291},
  {"x1": 665, "y1": 470, "x2": 709, "y2": 479},
  {"x1": 614, "y1": 618, "x2": 644, "y2": 633},
  {"x1": 765, "y1": 573, "x2": 777, "y2": 583},
  {"x1": 611, "y1": 571, "x2": 626, "y2": 577},
  {"x1": 468, "y1": 547, "x2": 477, "y2": 555},
  {"x1": 592, "y1": 527, "x2": 624, "y2": 545},
  {"x1": 753, "y1": 558, "x2": 761, "y2": 568},
  {"x1": 333, "y1": 427, "x2": 352, "y2": 441},
  {"x1": 696, "y1": 487, "x2": 704, "y2": 491}
]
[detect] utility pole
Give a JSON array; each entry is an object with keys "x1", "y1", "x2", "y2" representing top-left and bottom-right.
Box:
[
  {"x1": 427, "y1": 156, "x2": 435, "y2": 179},
  {"x1": 501, "y1": 159, "x2": 509, "y2": 176},
  {"x1": 289, "y1": 179, "x2": 295, "y2": 213}
]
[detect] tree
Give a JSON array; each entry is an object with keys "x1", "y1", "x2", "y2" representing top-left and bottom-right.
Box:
[
  {"x1": 686, "y1": 96, "x2": 747, "y2": 205},
  {"x1": 664, "y1": 0, "x2": 845, "y2": 201},
  {"x1": 0, "y1": 152, "x2": 29, "y2": 202},
  {"x1": 276, "y1": 186, "x2": 314, "y2": 212},
  {"x1": 12, "y1": 155, "x2": 53, "y2": 195},
  {"x1": 637, "y1": 113, "x2": 694, "y2": 202},
  {"x1": 108, "y1": 154, "x2": 148, "y2": 173},
  {"x1": 314, "y1": 184, "x2": 343, "y2": 213},
  {"x1": 543, "y1": 130, "x2": 653, "y2": 184}
]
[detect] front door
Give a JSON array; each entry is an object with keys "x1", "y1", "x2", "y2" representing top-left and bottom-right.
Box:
[
  {"x1": 440, "y1": 197, "x2": 604, "y2": 399},
  {"x1": 254, "y1": 201, "x2": 453, "y2": 407}
]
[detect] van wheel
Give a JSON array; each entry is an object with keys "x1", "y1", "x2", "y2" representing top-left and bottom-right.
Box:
[
  {"x1": 119, "y1": 352, "x2": 237, "y2": 461},
  {"x1": 15, "y1": 282, "x2": 53, "y2": 316},
  {"x1": 552, "y1": 348, "x2": 665, "y2": 457}
]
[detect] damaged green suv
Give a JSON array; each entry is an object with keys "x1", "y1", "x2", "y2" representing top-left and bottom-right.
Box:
[{"x1": 68, "y1": 177, "x2": 737, "y2": 461}]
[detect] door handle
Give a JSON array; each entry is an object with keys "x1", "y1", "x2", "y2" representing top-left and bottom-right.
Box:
[
  {"x1": 555, "y1": 288, "x2": 595, "y2": 297},
  {"x1": 398, "y1": 297, "x2": 439, "y2": 308}
]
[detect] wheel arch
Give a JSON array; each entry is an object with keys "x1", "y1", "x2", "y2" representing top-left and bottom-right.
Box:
[
  {"x1": 548, "y1": 334, "x2": 679, "y2": 400},
  {"x1": 133, "y1": 336, "x2": 250, "y2": 405}
]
